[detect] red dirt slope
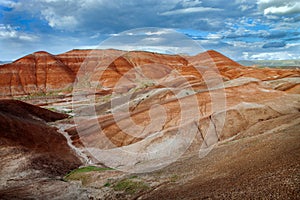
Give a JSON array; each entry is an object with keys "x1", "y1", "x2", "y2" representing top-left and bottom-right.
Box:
[
  {"x1": 0, "y1": 100, "x2": 81, "y2": 188},
  {"x1": 2, "y1": 49, "x2": 299, "y2": 97},
  {"x1": 0, "y1": 51, "x2": 75, "y2": 96}
]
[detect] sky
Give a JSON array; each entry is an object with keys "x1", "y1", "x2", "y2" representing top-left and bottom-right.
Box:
[{"x1": 0, "y1": 0, "x2": 299, "y2": 61}]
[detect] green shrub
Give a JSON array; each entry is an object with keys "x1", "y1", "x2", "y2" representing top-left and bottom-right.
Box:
[
  {"x1": 113, "y1": 179, "x2": 149, "y2": 194},
  {"x1": 103, "y1": 182, "x2": 111, "y2": 187},
  {"x1": 170, "y1": 174, "x2": 179, "y2": 182},
  {"x1": 64, "y1": 166, "x2": 113, "y2": 180}
]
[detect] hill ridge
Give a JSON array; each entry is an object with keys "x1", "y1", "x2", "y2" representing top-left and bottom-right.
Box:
[{"x1": 0, "y1": 49, "x2": 299, "y2": 97}]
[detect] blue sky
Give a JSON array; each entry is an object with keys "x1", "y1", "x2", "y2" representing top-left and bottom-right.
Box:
[{"x1": 0, "y1": 0, "x2": 299, "y2": 61}]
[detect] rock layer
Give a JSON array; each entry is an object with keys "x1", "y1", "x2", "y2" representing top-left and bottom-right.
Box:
[{"x1": 1, "y1": 49, "x2": 299, "y2": 97}]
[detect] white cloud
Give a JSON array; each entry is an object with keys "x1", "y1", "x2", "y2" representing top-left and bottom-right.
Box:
[
  {"x1": 0, "y1": 0, "x2": 299, "y2": 61},
  {"x1": 160, "y1": 6, "x2": 223, "y2": 16},
  {"x1": 90, "y1": 27, "x2": 205, "y2": 55},
  {"x1": 97, "y1": 44, "x2": 198, "y2": 55},
  {"x1": 221, "y1": 26, "x2": 270, "y2": 39},
  {"x1": 76, "y1": 45, "x2": 99, "y2": 49},
  {"x1": 257, "y1": 0, "x2": 300, "y2": 15},
  {"x1": 41, "y1": 8, "x2": 78, "y2": 29},
  {"x1": 0, "y1": 0, "x2": 18, "y2": 7},
  {"x1": 285, "y1": 43, "x2": 300, "y2": 48},
  {"x1": 144, "y1": 30, "x2": 173, "y2": 36},
  {"x1": 180, "y1": 0, "x2": 202, "y2": 8},
  {"x1": 10, "y1": 0, "x2": 176, "y2": 31},
  {"x1": 0, "y1": 24, "x2": 38, "y2": 41},
  {"x1": 264, "y1": 3, "x2": 300, "y2": 15},
  {"x1": 90, "y1": 33, "x2": 100, "y2": 39},
  {"x1": 206, "y1": 33, "x2": 222, "y2": 39},
  {"x1": 197, "y1": 39, "x2": 219, "y2": 45},
  {"x1": 141, "y1": 37, "x2": 164, "y2": 43},
  {"x1": 248, "y1": 51, "x2": 297, "y2": 60},
  {"x1": 119, "y1": 30, "x2": 173, "y2": 36},
  {"x1": 227, "y1": 41, "x2": 263, "y2": 48},
  {"x1": 235, "y1": 0, "x2": 255, "y2": 11},
  {"x1": 239, "y1": 4, "x2": 253, "y2": 11},
  {"x1": 242, "y1": 52, "x2": 250, "y2": 60},
  {"x1": 77, "y1": 43, "x2": 195, "y2": 55}
]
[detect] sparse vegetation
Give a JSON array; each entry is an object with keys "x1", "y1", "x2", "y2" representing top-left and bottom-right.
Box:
[
  {"x1": 14, "y1": 91, "x2": 47, "y2": 100},
  {"x1": 128, "y1": 80, "x2": 155, "y2": 94},
  {"x1": 63, "y1": 166, "x2": 113, "y2": 184},
  {"x1": 113, "y1": 178, "x2": 149, "y2": 194},
  {"x1": 14, "y1": 87, "x2": 73, "y2": 100},
  {"x1": 140, "y1": 80, "x2": 155, "y2": 88},
  {"x1": 46, "y1": 107, "x2": 58, "y2": 112},
  {"x1": 129, "y1": 175, "x2": 138, "y2": 179},
  {"x1": 101, "y1": 94, "x2": 112, "y2": 102},
  {"x1": 170, "y1": 174, "x2": 179, "y2": 182},
  {"x1": 103, "y1": 182, "x2": 111, "y2": 187}
]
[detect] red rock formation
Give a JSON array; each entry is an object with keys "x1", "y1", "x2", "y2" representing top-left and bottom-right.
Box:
[
  {"x1": 0, "y1": 51, "x2": 75, "y2": 96},
  {"x1": 56, "y1": 49, "x2": 92, "y2": 73},
  {"x1": 0, "y1": 49, "x2": 299, "y2": 198},
  {"x1": 1, "y1": 49, "x2": 299, "y2": 97}
]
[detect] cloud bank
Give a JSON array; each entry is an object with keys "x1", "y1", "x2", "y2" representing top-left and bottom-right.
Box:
[{"x1": 0, "y1": 0, "x2": 299, "y2": 61}]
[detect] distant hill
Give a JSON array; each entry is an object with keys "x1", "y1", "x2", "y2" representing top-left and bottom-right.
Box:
[
  {"x1": 238, "y1": 59, "x2": 300, "y2": 68},
  {"x1": 0, "y1": 49, "x2": 243, "y2": 97},
  {"x1": 0, "y1": 61, "x2": 11, "y2": 65},
  {"x1": 1, "y1": 49, "x2": 299, "y2": 97}
]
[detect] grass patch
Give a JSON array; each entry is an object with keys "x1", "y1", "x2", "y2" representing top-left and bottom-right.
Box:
[
  {"x1": 102, "y1": 94, "x2": 112, "y2": 102},
  {"x1": 170, "y1": 174, "x2": 179, "y2": 182},
  {"x1": 113, "y1": 179, "x2": 149, "y2": 194},
  {"x1": 47, "y1": 107, "x2": 58, "y2": 112},
  {"x1": 103, "y1": 182, "x2": 111, "y2": 187},
  {"x1": 129, "y1": 175, "x2": 138, "y2": 179},
  {"x1": 63, "y1": 166, "x2": 113, "y2": 184},
  {"x1": 14, "y1": 87, "x2": 73, "y2": 100},
  {"x1": 14, "y1": 92, "x2": 47, "y2": 100},
  {"x1": 65, "y1": 166, "x2": 113, "y2": 177}
]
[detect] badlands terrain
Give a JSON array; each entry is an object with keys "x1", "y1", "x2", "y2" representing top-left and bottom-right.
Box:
[{"x1": 0, "y1": 49, "x2": 299, "y2": 199}]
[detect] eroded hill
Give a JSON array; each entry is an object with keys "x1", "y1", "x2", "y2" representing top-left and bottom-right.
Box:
[
  {"x1": 1, "y1": 49, "x2": 299, "y2": 97},
  {"x1": 0, "y1": 49, "x2": 299, "y2": 199}
]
